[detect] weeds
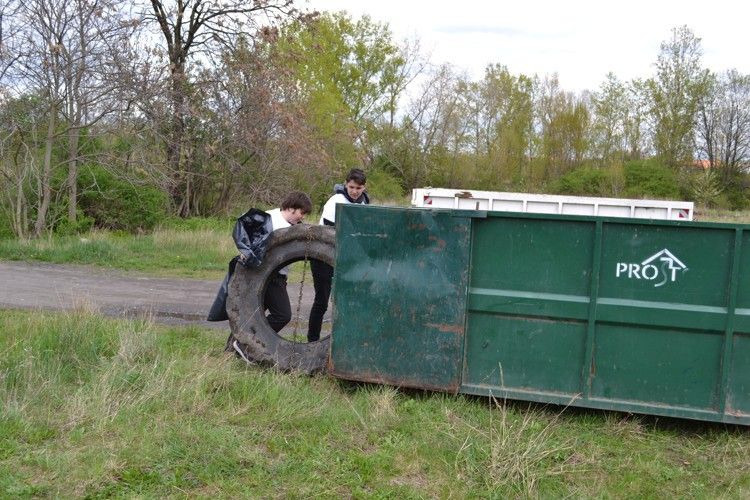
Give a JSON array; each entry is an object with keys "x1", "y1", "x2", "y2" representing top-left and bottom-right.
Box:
[{"x1": 1, "y1": 309, "x2": 749, "y2": 497}]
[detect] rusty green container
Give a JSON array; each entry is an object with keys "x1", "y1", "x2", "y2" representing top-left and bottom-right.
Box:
[{"x1": 329, "y1": 204, "x2": 750, "y2": 425}]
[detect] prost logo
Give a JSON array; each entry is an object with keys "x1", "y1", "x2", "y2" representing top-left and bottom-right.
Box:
[{"x1": 615, "y1": 249, "x2": 688, "y2": 287}]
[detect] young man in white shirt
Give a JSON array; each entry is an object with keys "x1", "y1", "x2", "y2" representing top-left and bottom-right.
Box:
[
  {"x1": 307, "y1": 168, "x2": 369, "y2": 341},
  {"x1": 264, "y1": 191, "x2": 312, "y2": 332}
]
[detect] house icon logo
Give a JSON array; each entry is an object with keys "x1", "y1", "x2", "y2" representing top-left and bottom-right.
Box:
[{"x1": 615, "y1": 249, "x2": 688, "y2": 287}]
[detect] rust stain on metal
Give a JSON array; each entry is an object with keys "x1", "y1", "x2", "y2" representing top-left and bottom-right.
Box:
[
  {"x1": 456, "y1": 191, "x2": 474, "y2": 199},
  {"x1": 409, "y1": 223, "x2": 427, "y2": 230},
  {"x1": 428, "y1": 234, "x2": 447, "y2": 250},
  {"x1": 425, "y1": 322, "x2": 464, "y2": 334}
]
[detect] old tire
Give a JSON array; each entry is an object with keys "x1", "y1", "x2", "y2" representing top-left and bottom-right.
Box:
[{"x1": 227, "y1": 223, "x2": 335, "y2": 374}]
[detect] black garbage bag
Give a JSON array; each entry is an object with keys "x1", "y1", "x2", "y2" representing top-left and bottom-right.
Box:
[{"x1": 207, "y1": 209, "x2": 273, "y2": 322}]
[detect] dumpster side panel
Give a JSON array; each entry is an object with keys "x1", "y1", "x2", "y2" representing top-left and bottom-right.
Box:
[
  {"x1": 729, "y1": 335, "x2": 750, "y2": 415},
  {"x1": 464, "y1": 217, "x2": 594, "y2": 395},
  {"x1": 329, "y1": 205, "x2": 471, "y2": 392},
  {"x1": 462, "y1": 213, "x2": 750, "y2": 424},
  {"x1": 464, "y1": 315, "x2": 587, "y2": 395},
  {"x1": 729, "y1": 231, "x2": 750, "y2": 415},
  {"x1": 592, "y1": 223, "x2": 732, "y2": 411},
  {"x1": 591, "y1": 325, "x2": 722, "y2": 408}
]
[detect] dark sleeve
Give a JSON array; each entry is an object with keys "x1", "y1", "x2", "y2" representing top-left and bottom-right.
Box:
[
  {"x1": 322, "y1": 218, "x2": 335, "y2": 227},
  {"x1": 233, "y1": 209, "x2": 273, "y2": 267}
]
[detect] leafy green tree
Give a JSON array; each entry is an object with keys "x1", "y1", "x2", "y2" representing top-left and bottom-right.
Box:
[
  {"x1": 591, "y1": 73, "x2": 626, "y2": 165},
  {"x1": 623, "y1": 78, "x2": 649, "y2": 160},
  {"x1": 535, "y1": 74, "x2": 590, "y2": 180},
  {"x1": 467, "y1": 64, "x2": 533, "y2": 187},
  {"x1": 274, "y1": 11, "x2": 407, "y2": 175},
  {"x1": 647, "y1": 25, "x2": 710, "y2": 168}
]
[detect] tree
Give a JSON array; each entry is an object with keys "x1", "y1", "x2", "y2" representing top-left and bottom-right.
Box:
[
  {"x1": 273, "y1": 11, "x2": 408, "y2": 173},
  {"x1": 388, "y1": 64, "x2": 470, "y2": 189},
  {"x1": 623, "y1": 78, "x2": 649, "y2": 160},
  {"x1": 463, "y1": 64, "x2": 533, "y2": 187},
  {"x1": 205, "y1": 36, "x2": 332, "y2": 210},
  {"x1": 647, "y1": 25, "x2": 710, "y2": 168},
  {"x1": 535, "y1": 74, "x2": 590, "y2": 180},
  {"x1": 591, "y1": 72, "x2": 626, "y2": 165},
  {"x1": 145, "y1": 0, "x2": 297, "y2": 216},
  {"x1": 3, "y1": 0, "x2": 137, "y2": 236},
  {"x1": 61, "y1": 0, "x2": 138, "y2": 224},
  {"x1": 696, "y1": 69, "x2": 750, "y2": 186}
]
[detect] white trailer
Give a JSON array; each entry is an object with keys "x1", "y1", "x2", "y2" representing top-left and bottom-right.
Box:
[{"x1": 411, "y1": 188, "x2": 694, "y2": 221}]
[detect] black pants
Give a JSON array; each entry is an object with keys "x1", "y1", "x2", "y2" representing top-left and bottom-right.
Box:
[
  {"x1": 307, "y1": 259, "x2": 333, "y2": 341},
  {"x1": 265, "y1": 273, "x2": 291, "y2": 333}
]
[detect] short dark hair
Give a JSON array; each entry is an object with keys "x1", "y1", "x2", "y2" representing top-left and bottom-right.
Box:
[
  {"x1": 346, "y1": 168, "x2": 366, "y2": 185},
  {"x1": 281, "y1": 191, "x2": 312, "y2": 214}
]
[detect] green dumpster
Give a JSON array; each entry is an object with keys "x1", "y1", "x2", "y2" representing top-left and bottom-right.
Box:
[{"x1": 329, "y1": 204, "x2": 750, "y2": 425}]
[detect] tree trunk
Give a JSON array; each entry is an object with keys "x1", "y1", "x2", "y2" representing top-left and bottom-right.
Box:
[
  {"x1": 67, "y1": 126, "x2": 80, "y2": 223},
  {"x1": 168, "y1": 65, "x2": 187, "y2": 216},
  {"x1": 34, "y1": 105, "x2": 56, "y2": 237}
]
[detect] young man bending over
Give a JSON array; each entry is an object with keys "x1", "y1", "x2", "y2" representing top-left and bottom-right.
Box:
[{"x1": 264, "y1": 191, "x2": 312, "y2": 332}]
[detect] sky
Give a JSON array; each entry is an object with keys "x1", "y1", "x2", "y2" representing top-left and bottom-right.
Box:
[{"x1": 304, "y1": 0, "x2": 750, "y2": 93}]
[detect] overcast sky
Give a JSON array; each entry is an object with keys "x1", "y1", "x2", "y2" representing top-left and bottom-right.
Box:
[{"x1": 304, "y1": 0, "x2": 750, "y2": 93}]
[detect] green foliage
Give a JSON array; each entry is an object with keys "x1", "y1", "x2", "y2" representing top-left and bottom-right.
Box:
[
  {"x1": 722, "y1": 185, "x2": 750, "y2": 210},
  {"x1": 622, "y1": 159, "x2": 681, "y2": 199},
  {"x1": 553, "y1": 167, "x2": 616, "y2": 196},
  {"x1": 648, "y1": 26, "x2": 711, "y2": 168},
  {"x1": 364, "y1": 169, "x2": 405, "y2": 202},
  {"x1": 53, "y1": 209, "x2": 95, "y2": 236},
  {"x1": 78, "y1": 165, "x2": 168, "y2": 231},
  {"x1": 274, "y1": 11, "x2": 406, "y2": 171},
  {"x1": 0, "y1": 212, "x2": 14, "y2": 239},
  {"x1": 689, "y1": 169, "x2": 723, "y2": 208}
]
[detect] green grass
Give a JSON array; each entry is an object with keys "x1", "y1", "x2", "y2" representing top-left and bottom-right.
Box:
[
  {"x1": 0, "y1": 218, "x2": 237, "y2": 279},
  {"x1": 1, "y1": 309, "x2": 749, "y2": 497},
  {"x1": 697, "y1": 208, "x2": 750, "y2": 224}
]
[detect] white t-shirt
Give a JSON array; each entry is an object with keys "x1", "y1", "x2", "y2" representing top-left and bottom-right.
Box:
[
  {"x1": 319, "y1": 193, "x2": 367, "y2": 225},
  {"x1": 266, "y1": 208, "x2": 290, "y2": 275},
  {"x1": 267, "y1": 208, "x2": 291, "y2": 231}
]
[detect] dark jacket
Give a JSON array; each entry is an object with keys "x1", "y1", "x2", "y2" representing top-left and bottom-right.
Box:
[{"x1": 206, "y1": 209, "x2": 273, "y2": 322}]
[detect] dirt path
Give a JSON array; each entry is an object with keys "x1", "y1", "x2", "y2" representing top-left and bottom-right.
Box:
[{"x1": 0, "y1": 261, "x2": 321, "y2": 330}]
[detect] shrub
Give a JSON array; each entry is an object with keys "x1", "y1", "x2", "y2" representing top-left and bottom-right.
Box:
[
  {"x1": 365, "y1": 169, "x2": 405, "y2": 202},
  {"x1": 622, "y1": 160, "x2": 680, "y2": 199},
  {"x1": 78, "y1": 165, "x2": 168, "y2": 232},
  {"x1": 553, "y1": 167, "x2": 615, "y2": 196},
  {"x1": 0, "y1": 211, "x2": 14, "y2": 239},
  {"x1": 54, "y1": 210, "x2": 95, "y2": 236}
]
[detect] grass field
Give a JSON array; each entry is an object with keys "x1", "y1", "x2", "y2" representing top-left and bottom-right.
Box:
[
  {"x1": 0, "y1": 218, "x2": 236, "y2": 280},
  {"x1": 1, "y1": 309, "x2": 749, "y2": 498}
]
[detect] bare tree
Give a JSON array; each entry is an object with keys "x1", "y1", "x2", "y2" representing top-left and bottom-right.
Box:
[
  {"x1": 3, "y1": 0, "x2": 138, "y2": 235},
  {"x1": 143, "y1": 0, "x2": 297, "y2": 216},
  {"x1": 7, "y1": 0, "x2": 70, "y2": 236},
  {"x1": 697, "y1": 69, "x2": 750, "y2": 185}
]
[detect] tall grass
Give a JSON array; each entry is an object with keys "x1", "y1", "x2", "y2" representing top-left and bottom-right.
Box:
[
  {"x1": 0, "y1": 223, "x2": 236, "y2": 279},
  {"x1": 2, "y1": 309, "x2": 750, "y2": 497}
]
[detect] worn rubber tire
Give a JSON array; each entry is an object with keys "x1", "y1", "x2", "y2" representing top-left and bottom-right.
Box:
[{"x1": 227, "y1": 224, "x2": 335, "y2": 374}]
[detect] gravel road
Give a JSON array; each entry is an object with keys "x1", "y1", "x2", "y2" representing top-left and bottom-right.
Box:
[{"x1": 0, "y1": 261, "x2": 323, "y2": 330}]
